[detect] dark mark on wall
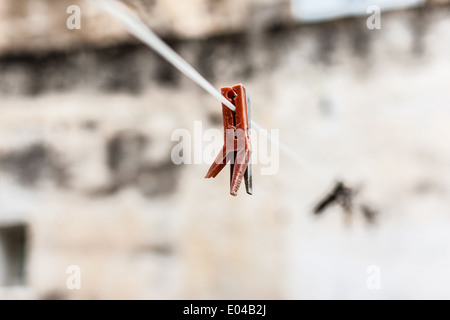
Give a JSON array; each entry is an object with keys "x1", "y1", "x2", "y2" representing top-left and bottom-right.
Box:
[
  {"x1": 0, "y1": 143, "x2": 68, "y2": 187},
  {"x1": 92, "y1": 130, "x2": 179, "y2": 198}
]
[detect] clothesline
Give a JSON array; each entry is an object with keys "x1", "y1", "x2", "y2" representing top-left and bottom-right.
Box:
[{"x1": 93, "y1": 0, "x2": 322, "y2": 180}]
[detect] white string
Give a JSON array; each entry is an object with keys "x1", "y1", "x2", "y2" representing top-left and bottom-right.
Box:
[{"x1": 93, "y1": 0, "x2": 322, "y2": 179}]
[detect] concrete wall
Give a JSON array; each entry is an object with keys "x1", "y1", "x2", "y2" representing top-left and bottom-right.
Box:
[
  {"x1": 0, "y1": 0, "x2": 289, "y2": 56},
  {"x1": 0, "y1": 1, "x2": 450, "y2": 299}
]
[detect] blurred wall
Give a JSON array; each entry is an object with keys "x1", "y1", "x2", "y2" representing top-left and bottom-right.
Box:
[
  {"x1": 0, "y1": 0, "x2": 289, "y2": 55},
  {"x1": 0, "y1": 1, "x2": 450, "y2": 299}
]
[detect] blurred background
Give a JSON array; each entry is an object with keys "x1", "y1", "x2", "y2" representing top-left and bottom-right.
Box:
[{"x1": 0, "y1": 0, "x2": 449, "y2": 299}]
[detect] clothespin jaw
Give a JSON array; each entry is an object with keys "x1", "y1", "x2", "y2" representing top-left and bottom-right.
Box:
[{"x1": 205, "y1": 84, "x2": 252, "y2": 196}]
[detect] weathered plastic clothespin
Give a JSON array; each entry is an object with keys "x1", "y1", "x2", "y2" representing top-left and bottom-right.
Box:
[{"x1": 205, "y1": 84, "x2": 252, "y2": 196}]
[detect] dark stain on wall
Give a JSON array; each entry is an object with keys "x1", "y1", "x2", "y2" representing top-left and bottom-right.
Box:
[
  {"x1": 154, "y1": 41, "x2": 181, "y2": 87},
  {"x1": 0, "y1": 143, "x2": 68, "y2": 187},
  {"x1": 137, "y1": 161, "x2": 179, "y2": 197},
  {"x1": 410, "y1": 5, "x2": 432, "y2": 56},
  {"x1": 107, "y1": 130, "x2": 147, "y2": 185},
  {"x1": 99, "y1": 130, "x2": 179, "y2": 198},
  {"x1": 314, "y1": 23, "x2": 338, "y2": 65},
  {"x1": 347, "y1": 18, "x2": 372, "y2": 59},
  {"x1": 97, "y1": 45, "x2": 144, "y2": 94},
  {"x1": 207, "y1": 111, "x2": 223, "y2": 125},
  {"x1": 134, "y1": 242, "x2": 175, "y2": 256}
]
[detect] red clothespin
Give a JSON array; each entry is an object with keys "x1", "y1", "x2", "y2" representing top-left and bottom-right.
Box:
[{"x1": 205, "y1": 84, "x2": 252, "y2": 196}]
